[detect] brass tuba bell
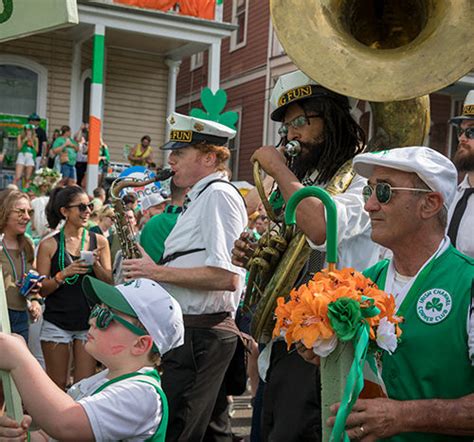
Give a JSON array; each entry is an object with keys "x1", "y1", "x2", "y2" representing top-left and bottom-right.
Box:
[{"x1": 271, "y1": 0, "x2": 474, "y2": 150}]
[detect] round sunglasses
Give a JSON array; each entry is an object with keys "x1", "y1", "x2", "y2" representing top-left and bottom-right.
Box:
[
  {"x1": 362, "y1": 183, "x2": 432, "y2": 204},
  {"x1": 89, "y1": 304, "x2": 159, "y2": 352},
  {"x1": 456, "y1": 126, "x2": 474, "y2": 140}
]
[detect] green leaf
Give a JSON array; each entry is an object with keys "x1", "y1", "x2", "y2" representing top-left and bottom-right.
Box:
[{"x1": 189, "y1": 87, "x2": 239, "y2": 130}]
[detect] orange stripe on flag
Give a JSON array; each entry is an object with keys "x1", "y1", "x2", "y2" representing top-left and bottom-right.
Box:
[{"x1": 88, "y1": 116, "x2": 101, "y2": 166}]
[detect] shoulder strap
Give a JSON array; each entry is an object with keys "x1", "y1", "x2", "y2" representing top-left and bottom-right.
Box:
[
  {"x1": 196, "y1": 179, "x2": 246, "y2": 206},
  {"x1": 92, "y1": 369, "x2": 162, "y2": 395},
  {"x1": 88, "y1": 231, "x2": 98, "y2": 250}
]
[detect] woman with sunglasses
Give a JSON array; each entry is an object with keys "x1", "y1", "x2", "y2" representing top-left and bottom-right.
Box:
[
  {"x1": 0, "y1": 189, "x2": 42, "y2": 341},
  {"x1": 37, "y1": 186, "x2": 112, "y2": 390}
]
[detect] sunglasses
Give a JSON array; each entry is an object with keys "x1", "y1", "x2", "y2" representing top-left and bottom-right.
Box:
[
  {"x1": 67, "y1": 202, "x2": 95, "y2": 212},
  {"x1": 12, "y1": 208, "x2": 34, "y2": 218},
  {"x1": 362, "y1": 183, "x2": 432, "y2": 204},
  {"x1": 456, "y1": 126, "x2": 474, "y2": 139},
  {"x1": 89, "y1": 305, "x2": 159, "y2": 352},
  {"x1": 278, "y1": 114, "x2": 321, "y2": 137}
]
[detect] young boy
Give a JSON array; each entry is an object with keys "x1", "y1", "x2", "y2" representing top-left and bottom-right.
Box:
[{"x1": 0, "y1": 277, "x2": 184, "y2": 441}]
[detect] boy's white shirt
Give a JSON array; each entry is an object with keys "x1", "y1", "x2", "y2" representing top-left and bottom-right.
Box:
[{"x1": 50, "y1": 367, "x2": 162, "y2": 442}]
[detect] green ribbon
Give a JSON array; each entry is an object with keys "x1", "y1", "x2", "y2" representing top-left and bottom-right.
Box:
[{"x1": 329, "y1": 296, "x2": 380, "y2": 442}]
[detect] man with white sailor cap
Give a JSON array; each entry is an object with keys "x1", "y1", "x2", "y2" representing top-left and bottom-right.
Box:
[
  {"x1": 123, "y1": 112, "x2": 247, "y2": 441},
  {"x1": 318, "y1": 146, "x2": 474, "y2": 441},
  {"x1": 448, "y1": 90, "x2": 474, "y2": 258},
  {"x1": 232, "y1": 70, "x2": 381, "y2": 441}
]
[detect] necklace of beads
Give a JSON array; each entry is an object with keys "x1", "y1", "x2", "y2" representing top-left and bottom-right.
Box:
[
  {"x1": 58, "y1": 227, "x2": 86, "y2": 285},
  {"x1": 1, "y1": 238, "x2": 26, "y2": 286}
]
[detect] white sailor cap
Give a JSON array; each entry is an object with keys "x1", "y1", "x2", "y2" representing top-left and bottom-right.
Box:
[
  {"x1": 353, "y1": 146, "x2": 458, "y2": 208},
  {"x1": 160, "y1": 112, "x2": 236, "y2": 150},
  {"x1": 450, "y1": 90, "x2": 474, "y2": 125},
  {"x1": 270, "y1": 70, "x2": 350, "y2": 122}
]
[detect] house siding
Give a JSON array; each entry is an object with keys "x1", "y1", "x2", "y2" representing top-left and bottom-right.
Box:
[
  {"x1": 100, "y1": 47, "x2": 169, "y2": 164},
  {"x1": 0, "y1": 31, "x2": 73, "y2": 136}
]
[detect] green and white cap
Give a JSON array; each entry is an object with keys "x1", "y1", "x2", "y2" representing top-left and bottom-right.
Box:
[
  {"x1": 450, "y1": 90, "x2": 474, "y2": 125},
  {"x1": 160, "y1": 112, "x2": 236, "y2": 150},
  {"x1": 83, "y1": 276, "x2": 184, "y2": 355}
]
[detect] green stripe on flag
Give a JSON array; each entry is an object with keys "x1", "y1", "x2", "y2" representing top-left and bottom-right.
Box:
[{"x1": 92, "y1": 34, "x2": 105, "y2": 84}]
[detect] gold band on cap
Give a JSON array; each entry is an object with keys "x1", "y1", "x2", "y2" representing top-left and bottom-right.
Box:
[
  {"x1": 277, "y1": 85, "x2": 313, "y2": 107},
  {"x1": 170, "y1": 130, "x2": 192, "y2": 143},
  {"x1": 463, "y1": 104, "x2": 474, "y2": 116}
]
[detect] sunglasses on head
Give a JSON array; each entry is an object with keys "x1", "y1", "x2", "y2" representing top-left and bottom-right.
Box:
[
  {"x1": 67, "y1": 202, "x2": 95, "y2": 212},
  {"x1": 456, "y1": 126, "x2": 474, "y2": 139},
  {"x1": 89, "y1": 305, "x2": 159, "y2": 352},
  {"x1": 278, "y1": 114, "x2": 321, "y2": 137},
  {"x1": 362, "y1": 182, "x2": 432, "y2": 204}
]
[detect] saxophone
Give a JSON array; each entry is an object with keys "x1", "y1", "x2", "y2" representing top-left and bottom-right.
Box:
[{"x1": 110, "y1": 168, "x2": 175, "y2": 259}]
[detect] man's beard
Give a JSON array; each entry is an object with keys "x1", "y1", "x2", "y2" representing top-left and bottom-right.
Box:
[
  {"x1": 291, "y1": 139, "x2": 325, "y2": 181},
  {"x1": 453, "y1": 143, "x2": 474, "y2": 172}
]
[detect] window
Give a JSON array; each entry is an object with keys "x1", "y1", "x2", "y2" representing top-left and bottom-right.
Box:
[
  {"x1": 230, "y1": 0, "x2": 248, "y2": 51},
  {"x1": 190, "y1": 51, "x2": 204, "y2": 71},
  {"x1": 227, "y1": 107, "x2": 242, "y2": 178},
  {"x1": 0, "y1": 65, "x2": 38, "y2": 115},
  {"x1": 271, "y1": 28, "x2": 286, "y2": 57}
]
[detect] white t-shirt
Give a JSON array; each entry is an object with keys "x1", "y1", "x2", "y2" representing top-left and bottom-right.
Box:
[
  {"x1": 163, "y1": 172, "x2": 247, "y2": 315},
  {"x1": 448, "y1": 174, "x2": 474, "y2": 258},
  {"x1": 31, "y1": 196, "x2": 50, "y2": 238},
  {"x1": 307, "y1": 173, "x2": 383, "y2": 270},
  {"x1": 64, "y1": 367, "x2": 163, "y2": 442}
]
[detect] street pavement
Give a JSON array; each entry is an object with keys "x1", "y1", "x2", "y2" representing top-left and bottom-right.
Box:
[{"x1": 230, "y1": 392, "x2": 253, "y2": 441}]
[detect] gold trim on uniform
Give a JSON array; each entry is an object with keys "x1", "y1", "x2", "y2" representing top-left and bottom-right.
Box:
[
  {"x1": 463, "y1": 104, "x2": 474, "y2": 116},
  {"x1": 277, "y1": 85, "x2": 314, "y2": 107},
  {"x1": 170, "y1": 130, "x2": 193, "y2": 142}
]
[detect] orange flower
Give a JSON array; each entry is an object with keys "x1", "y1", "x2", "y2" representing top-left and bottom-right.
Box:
[{"x1": 273, "y1": 268, "x2": 403, "y2": 350}]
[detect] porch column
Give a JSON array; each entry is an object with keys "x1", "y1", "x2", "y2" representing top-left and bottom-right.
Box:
[
  {"x1": 86, "y1": 24, "x2": 105, "y2": 194},
  {"x1": 163, "y1": 58, "x2": 181, "y2": 166},
  {"x1": 69, "y1": 41, "x2": 82, "y2": 132},
  {"x1": 208, "y1": 41, "x2": 221, "y2": 93}
]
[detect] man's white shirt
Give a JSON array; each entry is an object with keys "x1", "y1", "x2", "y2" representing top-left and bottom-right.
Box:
[
  {"x1": 306, "y1": 173, "x2": 383, "y2": 269},
  {"x1": 448, "y1": 174, "x2": 474, "y2": 258},
  {"x1": 163, "y1": 172, "x2": 247, "y2": 315}
]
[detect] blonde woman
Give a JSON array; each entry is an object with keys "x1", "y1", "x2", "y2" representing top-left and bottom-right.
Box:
[
  {"x1": 15, "y1": 125, "x2": 39, "y2": 188},
  {"x1": 0, "y1": 190, "x2": 42, "y2": 341}
]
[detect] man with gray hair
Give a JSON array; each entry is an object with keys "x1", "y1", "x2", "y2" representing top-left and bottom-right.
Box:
[{"x1": 298, "y1": 146, "x2": 474, "y2": 441}]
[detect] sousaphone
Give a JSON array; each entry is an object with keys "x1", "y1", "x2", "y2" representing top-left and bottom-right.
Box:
[{"x1": 271, "y1": 0, "x2": 474, "y2": 148}]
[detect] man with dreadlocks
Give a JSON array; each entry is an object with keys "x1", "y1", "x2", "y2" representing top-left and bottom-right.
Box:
[{"x1": 232, "y1": 70, "x2": 381, "y2": 441}]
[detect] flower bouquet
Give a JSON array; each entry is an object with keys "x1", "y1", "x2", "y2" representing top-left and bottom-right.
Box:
[
  {"x1": 30, "y1": 167, "x2": 61, "y2": 195},
  {"x1": 273, "y1": 267, "x2": 402, "y2": 357},
  {"x1": 278, "y1": 186, "x2": 403, "y2": 442}
]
